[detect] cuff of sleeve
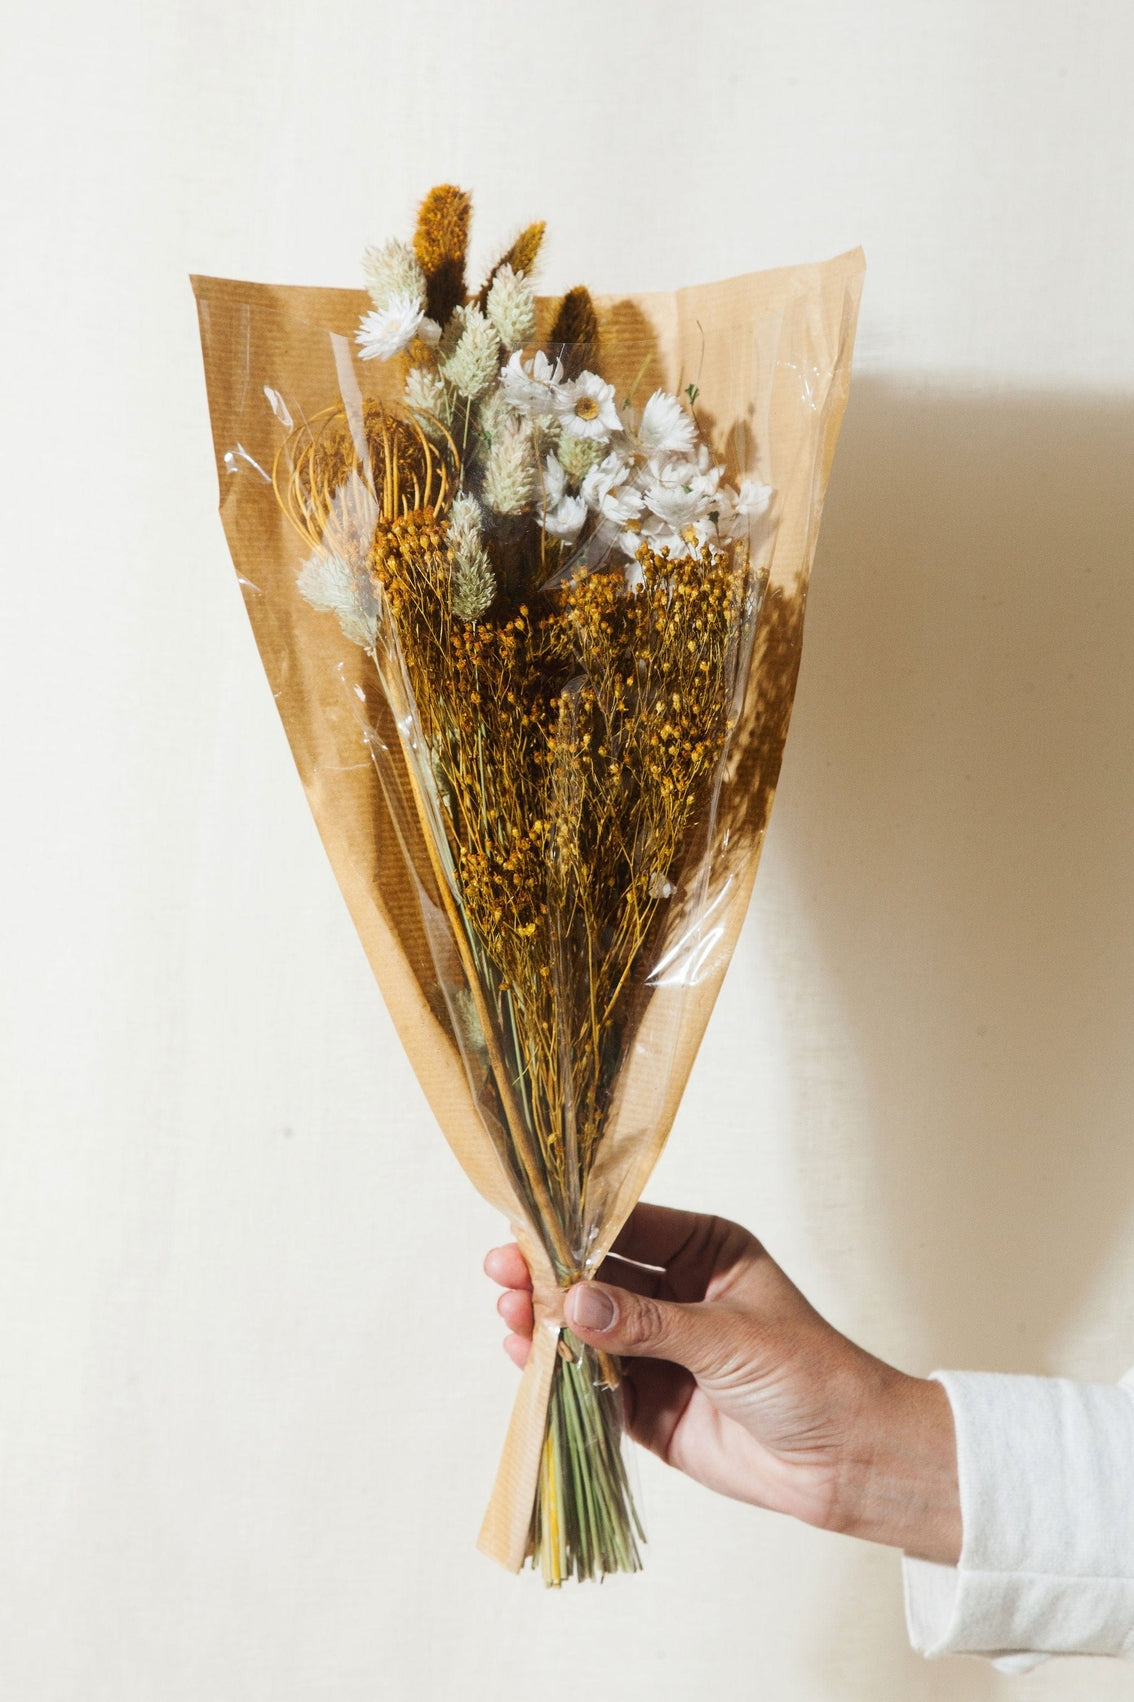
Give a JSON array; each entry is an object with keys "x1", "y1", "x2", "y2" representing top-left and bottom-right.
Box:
[{"x1": 902, "y1": 1369, "x2": 1134, "y2": 1669}]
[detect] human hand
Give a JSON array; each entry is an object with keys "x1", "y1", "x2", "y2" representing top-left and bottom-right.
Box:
[{"x1": 485, "y1": 1203, "x2": 961, "y2": 1564}]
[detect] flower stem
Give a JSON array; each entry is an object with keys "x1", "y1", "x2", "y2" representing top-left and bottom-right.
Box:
[{"x1": 529, "y1": 1335, "x2": 644, "y2": 1584}]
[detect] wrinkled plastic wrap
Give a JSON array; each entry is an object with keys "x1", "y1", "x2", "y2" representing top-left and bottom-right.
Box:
[{"x1": 193, "y1": 248, "x2": 865, "y2": 1576}]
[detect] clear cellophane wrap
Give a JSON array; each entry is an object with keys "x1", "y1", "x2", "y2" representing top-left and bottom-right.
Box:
[{"x1": 193, "y1": 247, "x2": 864, "y2": 1573}]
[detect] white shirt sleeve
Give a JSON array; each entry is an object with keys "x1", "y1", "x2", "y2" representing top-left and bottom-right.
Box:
[{"x1": 902, "y1": 1368, "x2": 1134, "y2": 1673}]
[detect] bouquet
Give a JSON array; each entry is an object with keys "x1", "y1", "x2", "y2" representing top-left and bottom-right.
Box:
[{"x1": 193, "y1": 187, "x2": 863, "y2": 1583}]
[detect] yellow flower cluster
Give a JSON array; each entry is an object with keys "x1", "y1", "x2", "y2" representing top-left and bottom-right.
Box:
[{"x1": 363, "y1": 509, "x2": 748, "y2": 1193}]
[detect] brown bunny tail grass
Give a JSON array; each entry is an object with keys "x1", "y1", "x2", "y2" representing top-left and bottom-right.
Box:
[
  {"x1": 477, "y1": 221, "x2": 547, "y2": 307},
  {"x1": 414, "y1": 184, "x2": 473, "y2": 325},
  {"x1": 503, "y1": 221, "x2": 546, "y2": 281},
  {"x1": 548, "y1": 285, "x2": 599, "y2": 381}
]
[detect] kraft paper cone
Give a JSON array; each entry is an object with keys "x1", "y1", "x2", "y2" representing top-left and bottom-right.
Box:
[{"x1": 193, "y1": 247, "x2": 864, "y2": 1571}]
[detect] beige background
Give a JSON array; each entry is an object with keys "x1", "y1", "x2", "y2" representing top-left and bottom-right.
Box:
[{"x1": 3, "y1": 2, "x2": 1133, "y2": 1697}]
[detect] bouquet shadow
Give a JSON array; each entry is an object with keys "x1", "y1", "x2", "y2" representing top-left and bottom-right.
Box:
[{"x1": 787, "y1": 379, "x2": 1134, "y2": 1367}]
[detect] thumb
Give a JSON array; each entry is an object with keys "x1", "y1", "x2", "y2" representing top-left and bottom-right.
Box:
[{"x1": 564, "y1": 1280, "x2": 729, "y2": 1376}]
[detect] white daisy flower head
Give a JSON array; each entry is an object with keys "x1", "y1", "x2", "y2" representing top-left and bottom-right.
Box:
[
  {"x1": 732, "y1": 478, "x2": 774, "y2": 520},
  {"x1": 640, "y1": 448, "x2": 725, "y2": 529},
  {"x1": 557, "y1": 370, "x2": 621, "y2": 442},
  {"x1": 581, "y1": 449, "x2": 634, "y2": 512},
  {"x1": 485, "y1": 264, "x2": 538, "y2": 352},
  {"x1": 598, "y1": 479, "x2": 645, "y2": 528},
  {"x1": 714, "y1": 477, "x2": 773, "y2": 541},
  {"x1": 642, "y1": 473, "x2": 709, "y2": 532},
  {"x1": 500, "y1": 348, "x2": 565, "y2": 416},
  {"x1": 617, "y1": 521, "x2": 660, "y2": 581},
  {"x1": 637, "y1": 389, "x2": 696, "y2": 457},
  {"x1": 637, "y1": 507, "x2": 681, "y2": 550},
  {"x1": 543, "y1": 492, "x2": 588, "y2": 543},
  {"x1": 362, "y1": 239, "x2": 426, "y2": 311},
  {"x1": 356, "y1": 291, "x2": 429, "y2": 362}
]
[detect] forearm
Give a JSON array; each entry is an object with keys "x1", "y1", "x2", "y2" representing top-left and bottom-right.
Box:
[{"x1": 828, "y1": 1358, "x2": 962, "y2": 1564}]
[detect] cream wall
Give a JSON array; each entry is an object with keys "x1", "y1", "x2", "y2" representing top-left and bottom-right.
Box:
[{"x1": 3, "y1": 2, "x2": 1133, "y2": 1697}]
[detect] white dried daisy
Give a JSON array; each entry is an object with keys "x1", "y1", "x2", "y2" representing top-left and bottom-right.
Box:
[
  {"x1": 485, "y1": 264, "x2": 538, "y2": 352},
  {"x1": 709, "y1": 478, "x2": 773, "y2": 547},
  {"x1": 641, "y1": 447, "x2": 724, "y2": 531},
  {"x1": 637, "y1": 389, "x2": 696, "y2": 457},
  {"x1": 362, "y1": 239, "x2": 426, "y2": 310},
  {"x1": 598, "y1": 479, "x2": 644, "y2": 528},
  {"x1": 439, "y1": 305, "x2": 501, "y2": 401},
  {"x1": 537, "y1": 454, "x2": 587, "y2": 543},
  {"x1": 726, "y1": 478, "x2": 774, "y2": 526},
  {"x1": 500, "y1": 348, "x2": 565, "y2": 416},
  {"x1": 616, "y1": 525, "x2": 648, "y2": 562},
  {"x1": 544, "y1": 491, "x2": 587, "y2": 543},
  {"x1": 642, "y1": 478, "x2": 707, "y2": 532},
  {"x1": 676, "y1": 517, "x2": 716, "y2": 553},
  {"x1": 581, "y1": 450, "x2": 633, "y2": 511},
  {"x1": 482, "y1": 417, "x2": 535, "y2": 515},
  {"x1": 557, "y1": 370, "x2": 621, "y2": 442},
  {"x1": 356, "y1": 291, "x2": 429, "y2": 362}
]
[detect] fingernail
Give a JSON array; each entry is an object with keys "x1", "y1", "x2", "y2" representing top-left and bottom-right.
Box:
[{"x1": 568, "y1": 1283, "x2": 616, "y2": 1332}]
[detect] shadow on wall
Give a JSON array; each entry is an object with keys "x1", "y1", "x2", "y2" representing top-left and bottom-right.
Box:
[{"x1": 777, "y1": 377, "x2": 1134, "y2": 1377}]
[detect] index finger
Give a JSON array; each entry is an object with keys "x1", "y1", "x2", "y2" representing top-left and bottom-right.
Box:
[
  {"x1": 610, "y1": 1202, "x2": 755, "y2": 1301},
  {"x1": 610, "y1": 1201, "x2": 708, "y2": 1265}
]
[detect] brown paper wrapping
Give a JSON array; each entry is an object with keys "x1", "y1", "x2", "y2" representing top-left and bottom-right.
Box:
[{"x1": 192, "y1": 247, "x2": 865, "y2": 1571}]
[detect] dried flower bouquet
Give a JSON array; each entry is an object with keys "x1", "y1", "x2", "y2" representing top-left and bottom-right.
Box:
[{"x1": 193, "y1": 188, "x2": 864, "y2": 1584}]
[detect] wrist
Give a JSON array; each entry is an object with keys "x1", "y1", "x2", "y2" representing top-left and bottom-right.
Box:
[{"x1": 830, "y1": 1363, "x2": 962, "y2": 1564}]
